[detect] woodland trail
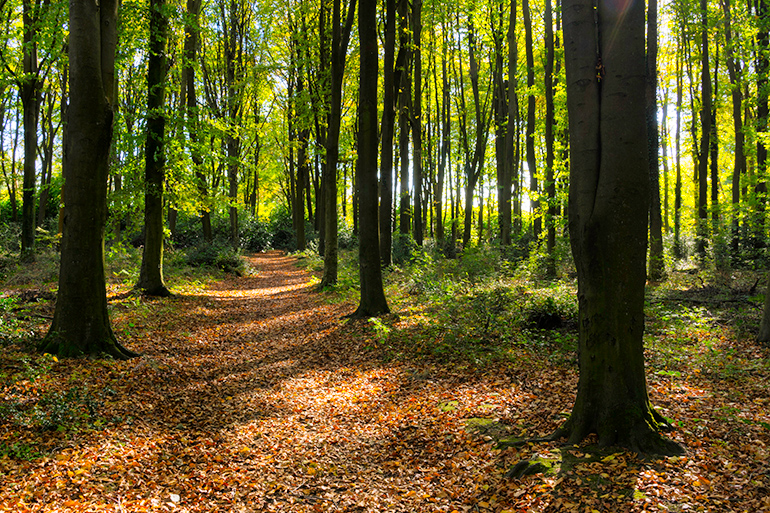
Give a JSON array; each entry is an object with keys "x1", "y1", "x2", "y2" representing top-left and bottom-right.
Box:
[{"x1": 2, "y1": 251, "x2": 769, "y2": 512}]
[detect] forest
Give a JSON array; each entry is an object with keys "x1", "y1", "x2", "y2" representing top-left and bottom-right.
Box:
[{"x1": 0, "y1": 0, "x2": 769, "y2": 510}]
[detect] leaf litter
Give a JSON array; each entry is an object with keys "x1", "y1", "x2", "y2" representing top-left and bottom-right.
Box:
[{"x1": 1, "y1": 251, "x2": 769, "y2": 512}]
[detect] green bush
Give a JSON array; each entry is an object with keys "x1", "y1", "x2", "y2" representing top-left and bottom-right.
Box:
[{"x1": 184, "y1": 243, "x2": 248, "y2": 275}]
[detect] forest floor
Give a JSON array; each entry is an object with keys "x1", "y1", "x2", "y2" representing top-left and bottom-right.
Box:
[{"x1": 1, "y1": 250, "x2": 769, "y2": 512}]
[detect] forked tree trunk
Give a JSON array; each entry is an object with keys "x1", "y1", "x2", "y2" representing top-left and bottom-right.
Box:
[
  {"x1": 352, "y1": 0, "x2": 388, "y2": 318},
  {"x1": 42, "y1": 0, "x2": 138, "y2": 359},
  {"x1": 559, "y1": 0, "x2": 682, "y2": 455},
  {"x1": 136, "y1": 0, "x2": 171, "y2": 297}
]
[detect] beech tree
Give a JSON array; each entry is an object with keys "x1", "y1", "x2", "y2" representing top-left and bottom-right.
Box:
[
  {"x1": 351, "y1": 0, "x2": 388, "y2": 318},
  {"x1": 41, "y1": 0, "x2": 138, "y2": 359},
  {"x1": 136, "y1": 0, "x2": 171, "y2": 297},
  {"x1": 556, "y1": 0, "x2": 682, "y2": 454}
]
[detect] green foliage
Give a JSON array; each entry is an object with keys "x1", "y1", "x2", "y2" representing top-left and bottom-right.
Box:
[{"x1": 184, "y1": 243, "x2": 249, "y2": 275}]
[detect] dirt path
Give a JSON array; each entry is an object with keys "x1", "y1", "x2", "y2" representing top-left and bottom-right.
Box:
[
  {"x1": 0, "y1": 252, "x2": 509, "y2": 512},
  {"x1": 4, "y1": 252, "x2": 766, "y2": 512}
]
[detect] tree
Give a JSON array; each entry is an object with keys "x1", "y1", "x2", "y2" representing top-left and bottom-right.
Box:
[
  {"x1": 379, "y1": 0, "x2": 397, "y2": 266},
  {"x1": 320, "y1": 0, "x2": 356, "y2": 287},
  {"x1": 136, "y1": 0, "x2": 171, "y2": 297},
  {"x1": 647, "y1": 0, "x2": 665, "y2": 280},
  {"x1": 41, "y1": 0, "x2": 138, "y2": 359},
  {"x1": 351, "y1": 0, "x2": 388, "y2": 318},
  {"x1": 556, "y1": 0, "x2": 682, "y2": 454}
]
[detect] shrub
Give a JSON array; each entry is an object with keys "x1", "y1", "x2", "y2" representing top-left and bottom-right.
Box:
[{"x1": 184, "y1": 243, "x2": 248, "y2": 275}]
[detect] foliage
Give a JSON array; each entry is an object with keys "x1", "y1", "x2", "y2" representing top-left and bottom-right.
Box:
[{"x1": 183, "y1": 243, "x2": 248, "y2": 275}]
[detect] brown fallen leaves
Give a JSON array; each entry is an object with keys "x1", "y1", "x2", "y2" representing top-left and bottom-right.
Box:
[{"x1": 1, "y1": 251, "x2": 769, "y2": 512}]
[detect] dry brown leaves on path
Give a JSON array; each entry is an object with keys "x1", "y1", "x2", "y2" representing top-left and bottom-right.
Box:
[{"x1": 1, "y1": 251, "x2": 769, "y2": 512}]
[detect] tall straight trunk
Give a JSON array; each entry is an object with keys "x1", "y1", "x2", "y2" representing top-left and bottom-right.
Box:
[
  {"x1": 723, "y1": 0, "x2": 745, "y2": 254},
  {"x1": 758, "y1": 0, "x2": 770, "y2": 246},
  {"x1": 42, "y1": 0, "x2": 138, "y2": 359},
  {"x1": 559, "y1": 0, "x2": 682, "y2": 455},
  {"x1": 397, "y1": 0, "x2": 412, "y2": 236},
  {"x1": 647, "y1": 0, "x2": 664, "y2": 280},
  {"x1": 461, "y1": 21, "x2": 491, "y2": 248},
  {"x1": 321, "y1": 0, "x2": 356, "y2": 286},
  {"x1": 352, "y1": 0, "x2": 389, "y2": 318},
  {"x1": 661, "y1": 97, "x2": 671, "y2": 233},
  {"x1": 545, "y1": 0, "x2": 556, "y2": 274},
  {"x1": 21, "y1": 0, "x2": 41, "y2": 259},
  {"x1": 435, "y1": 26, "x2": 450, "y2": 246},
  {"x1": 183, "y1": 0, "x2": 211, "y2": 242},
  {"x1": 523, "y1": 0, "x2": 539, "y2": 239},
  {"x1": 137, "y1": 0, "x2": 170, "y2": 297},
  {"x1": 37, "y1": 91, "x2": 58, "y2": 226},
  {"x1": 710, "y1": 50, "x2": 720, "y2": 233},
  {"x1": 295, "y1": 51, "x2": 308, "y2": 251},
  {"x1": 696, "y1": 0, "x2": 711, "y2": 258},
  {"x1": 674, "y1": 48, "x2": 683, "y2": 259},
  {"x1": 504, "y1": 0, "x2": 518, "y2": 243},
  {"x1": 379, "y1": 0, "x2": 397, "y2": 266},
  {"x1": 412, "y1": 0, "x2": 423, "y2": 245}
]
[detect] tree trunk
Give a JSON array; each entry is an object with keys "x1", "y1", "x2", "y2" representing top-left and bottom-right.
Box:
[
  {"x1": 136, "y1": 0, "x2": 170, "y2": 297},
  {"x1": 183, "y1": 0, "x2": 212, "y2": 243},
  {"x1": 696, "y1": 0, "x2": 711, "y2": 259},
  {"x1": 379, "y1": 0, "x2": 397, "y2": 266},
  {"x1": 647, "y1": 0, "x2": 665, "y2": 280},
  {"x1": 674, "y1": 48, "x2": 683, "y2": 259},
  {"x1": 723, "y1": 0, "x2": 745, "y2": 256},
  {"x1": 544, "y1": 0, "x2": 556, "y2": 275},
  {"x1": 558, "y1": 0, "x2": 682, "y2": 455},
  {"x1": 352, "y1": 0, "x2": 389, "y2": 318},
  {"x1": 321, "y1": 0, "x2": 355, "y2": 287},
  {"x1": 412, "y1": 0, "x2": 423, "y2": 246},
  {"x1": 757, "y1": 0, "x2": 770, "y2": 246},
  {"x1": 21, "y1": 0, "x2": 41, "y2": 260},
  {"x1": 523, "y1": 0, "x2": 539, "y2": 240},
  {"x1": 42, "y1": 0, "x2": 138, "y2": 359}
]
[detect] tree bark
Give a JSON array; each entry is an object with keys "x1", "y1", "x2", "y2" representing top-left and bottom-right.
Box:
[
  {"x1": 523, "y1": 0, "x2": 539, "y2": 240},
  {"x1": 136, "y1": 0, "x2": 170, "y2": 297},
  {"x1": 722, "y1": 0, "x2": 745, "y2": 256},
  {"x1": 647, "y1": 0, "x2": 665, "y2": 280},
  {"x1": 558, "y1": 0, "x2": 682, "y2": 455},
  {"x1": 412, "y1": 0, "x2": 423, "y2": 246},
  {"x1": 696, "y1": 0, "x2": 711, "y2": 259},
  {"x1": 379, "y1": 0, "x2": 396, "y2": 266},
  {"x1": 321, "y1": 0, "x2": 355, "y2": 287},
  {"x1": 352, "y1": 0, "x2": 389, "y2": 318},
  {"x1": 21, "y1": 0, "x2": 42, "y2": 260},
  {"x1": 544, "y1": 0, "x2": 556, "y2": 275},
  {"x1": 42, "y1": 0, "x2": 138, "y2": 359}
]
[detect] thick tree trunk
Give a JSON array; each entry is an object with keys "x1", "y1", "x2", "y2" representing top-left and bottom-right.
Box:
[
  {"x1": 674, "y1": 51, "x2": 683, "y2": 259},
  {"x1": 559, "y1": 0, "x2": 682, "y2": 455},
  {"x1": 352, "y1": 0, "x2": 389, "y2": 318},
  {"x1": 137, "y1": 0, "x2": 170, "y2": 297},
  {"x1": 42, "y1": 0, "x2": 138, "y2": 359}
]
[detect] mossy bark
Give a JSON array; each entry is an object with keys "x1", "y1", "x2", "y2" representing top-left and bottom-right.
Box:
[
  {"x1": 42, "y1": 0, "x2": 138, "y2": 360},
  {"x1": 560, "y1": 0, "x2": 682, "y2": 456}
]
